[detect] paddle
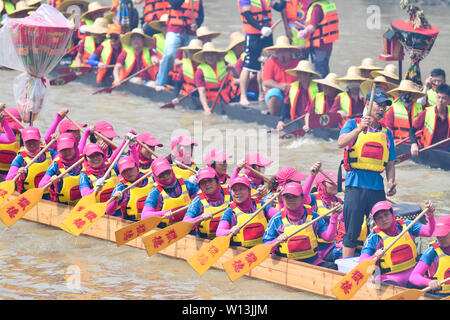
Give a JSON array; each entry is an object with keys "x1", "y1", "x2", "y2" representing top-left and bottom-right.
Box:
[
  {"x1": 142, "y1": 205, "x2": 229, "y2": 257},
  {"x1": 223, "y1": 206, "x2": 339, "y2": 282},
  {"x1": 49, "y1": 73, "x2": 78, "y2": 86},
  {"x1": 319, "y1": 169, "x2": 338, "y2": 187},
  {"x1": 331, "y1": 206, "x2": 429, "y2": 300},
  {"x1": 395, "y1": 130, "x2": 423, "y2": 147},
  {"x1": 364, "y1": 83, "x2": 377, "y2": 134},
  {"x1": 267, "y1": 114, "x2": 306, "y2": 134},
  {"x1": 92, "y1": 65, "x2": 154, "y2": 95},
  {"x1": 160, "y1": 88, "x2": 199, "y2": 109},
  {"x1": 187, "y1": 192, "x2": 280, "y2": 276},
  {"x1": 384, "y1": 277, "x2": 450, "y2": 300},
  {"x1": 210, "y1": 72, "x2": 230, "y2": 113},
  {"x1": 280, "y1": 128, "x2": 306, "y2": 139},
  {"x1": 395, "y1": 137, "x2": 450, "y2": 164},
  {"x1": 244, "y1": 164, "x2": 270, "y2": 182},
  {"x1": 260, "y1": 18, "x2": 282, "y2": 39},
  {"x1": 0, "y1": 157, "x2": 84, "y2": 227},
  {"x1": 0, "y1": 137, "x2": 57, "y2": 207},
  {"x1": 57, "y1": 65, "x2": 114, "y2": 75}
]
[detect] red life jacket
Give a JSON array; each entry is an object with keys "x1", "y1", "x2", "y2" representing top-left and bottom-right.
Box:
[
  {"x1": 143, "y1": 0, "x2": 170, "y2": 23},
  {"x1": 305, "y1": 0, "x2": 339, "y2": 48},
  {"x1": 197, "y1": 61, "x2": 232, "y2": 104},
  {"x1": 238, "y1": 0, "x2": 272, "y2": 35},
  {"x1": 167, "y1": 0, "x2": 200, "y2": 28}
]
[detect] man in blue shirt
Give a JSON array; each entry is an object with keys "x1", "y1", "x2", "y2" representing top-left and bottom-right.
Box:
[{"x1": 337, "y1": 89, "x2": 397, "y2": 258}]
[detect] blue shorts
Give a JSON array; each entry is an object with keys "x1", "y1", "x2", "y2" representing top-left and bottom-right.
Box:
[{"x1": 265, "y1": 88, "x2": 285, "y2": 105}]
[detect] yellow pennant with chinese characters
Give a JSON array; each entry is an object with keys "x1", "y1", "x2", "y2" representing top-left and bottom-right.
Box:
[
  {"x1": 0, "y1": 180, "x2": 15, "y2": 208},
  {"x1": 115, "y1": 216, "x2": 163, "y2": 247},
  {"x1": 60, "y1": 201, "x2": 108, "y2": 236},
  {"x1": 0, "y1": 187, "x2": 44, "y2": 227},
  {"x1": 332, "y1": 259, "x2": 376, "y2": 300}
]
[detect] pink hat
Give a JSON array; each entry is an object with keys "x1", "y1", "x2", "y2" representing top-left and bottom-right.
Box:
[
  {"x1": 118, "y1": 156, "x2": 137, "y2": 173},
  {"x1": 83, "y1": 143, "x2": 104, "y2": 156},
  {"x1": 197, "y1": 167, "x2": 218, "y2": 183},
  {"x1": 58, "y1": 119, "x2": 87, "y2": 134},
  {"x1": 229, "y1": 176, "x2": 252, "y2": 189},
  {"x1": 137, "y1": 132, "x2": 163, "y2": 147},
  {"x1": 4, "y1": 108, "x2": 22, "y2": 131},
  {"x1": 171, "y1": 135, "x2": 197, "y2": 151},
  {"x1": 21, "y1": 126, "x2": 41, "y2": 142},
  {"x1": 151, "y1": 157, "x2": 173, "y2": 177},
  {"x1": 57, "y1": 133, "x2": 77, "y2": 152},
  {"x1": 94, "y1": 121, "x2": 119, "y2": 139},
  {"x1": 204, "y1": 149, "x2": 231, "y2": 166},
  {"x1": 432, "y1": 216, "x2": 450, "y2": 237},
  {"x1": 282, "y1": 182, "x2": 303, "y2": 197},
  {"x1": 315, "y1": 170, "x2": 342, "y2": 186},
  {"x1": 371, "y1": 201, "x2": 393, "y2": 217},
  {"x1": 276, "y1": 167, "x2": 307, "y2": 186},
  {"x1": 245, "y1": 152, "x2": 272, "y2": 167}
]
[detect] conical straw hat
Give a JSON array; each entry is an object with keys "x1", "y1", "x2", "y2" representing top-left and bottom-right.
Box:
[
  {"x1": 193, "y1": 42, "x2": 227, "y2": 64},
  {"x1": 81, "y1": 1, "x2": 110, "y2": 20},
  {"x1": 286, "y1": 60, "x2": 320, "y2": 79},
  {"x1": 371, "y1": 63, "x2": 399, "y2": 81},
  {"x1": 121, "y1": 28, "x2": 154, "y2": 47},
  {"x1": 360, "y1": 76, "x2": 397, "y2": 97},
  {"x1": 84, "y1": 17, "x2": 108, "y2": 34},
  {"x1": 263, "y1": 36, "x2": 303, "y2": 53},
  {"x1": 149, "y1": 13, "x2": 169, "y2": 32},
  {"x1": 180, "y1": 38, "x2": 203, "y2": 52},
  {"x1": 358, "y1": 57, "x2": 383, "y2": 71},
  {"x1": 313, "y1": 73, "x2": 344, "y2": 92},
  {"x1": 8, "y1": 1, "x2": 35, "y2": 18},
  {"x1": 196, "y1": 26, "x2": 221, "y2": 40},
  {"x1": 337, "y1": 66, "x2": 367, "y2": 82},
  {"x1": 226, "y1": 31, "x2": 245, "y2": 51},
  {"x1": 59, "y1": 0, "x2": 89, "y2": 13},
  {"x1": 387, "y1": 80, "x2": 426, "y2": 100}
]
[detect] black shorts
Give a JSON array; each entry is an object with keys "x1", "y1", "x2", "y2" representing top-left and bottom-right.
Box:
[{"x1": 243, "y1": 33, "x2": 273, "y2": 72}]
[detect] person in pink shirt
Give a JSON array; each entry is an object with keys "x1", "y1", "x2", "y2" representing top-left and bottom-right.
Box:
[
  {"x1": 135, "y1": 132, "x2": 163, "y2": 172},
  {"x1": 90, "y1": 121, "x2": 120, "y2": 159}
]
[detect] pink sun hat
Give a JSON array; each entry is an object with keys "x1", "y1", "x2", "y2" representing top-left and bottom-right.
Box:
[
  {"x1": 94, "y1": 121, "x2": 119, "y2": 139},
  {"x1": 282, "y1": 182, "x2": 303, "y2": 197},
  {"x1": 197, "y1": 167, "x2": 218, "y2": 183},
  {"x1": 245, "y1": 152, "x2": 272, "y2": 167},
  {"x1": 118, "y1": 156, "x2": 137, "y2": 173},
  {"x1": 171, "y1": 135, "x2": 197, "y2": 150},
  {"x1": 137, "y1": 132, "x2": 163, "y2": 147},
  {"x1": 58, "y1": 119, "x2": 87, "y2": 134},
  {"x1": 204, "y1": 149, "x2": 231, "y2": 166},
  {"x1": 4, "y1": 108, "x2": 23, "y2": 131},
  {"x1": 151, "y1": 157, "x2": 173, "y2": 177},
  {"x1": 83, "y1": 143, "x2": 105, "y2": 156},
  {"x1": 229, "y1": 176, "x2": 252, "y2": 189},
  {"x1": 57, "y1": 133, "x2": 76, "y2": 152},
  {"x1": 21, "y1": 126, "x2": 41, "y2": 142},
  {"x1": 371, "y1": 201, "x2": 393, "y2": 217},
  {"x1": 276, "y1": 167, "x2": 307, "y2": 186},
  {"x1": 432, "y1": 216, "x2": 450, "y2": 237},
  {"x1": 315, "y1": 170, "x2": 343, "y2": 186}
]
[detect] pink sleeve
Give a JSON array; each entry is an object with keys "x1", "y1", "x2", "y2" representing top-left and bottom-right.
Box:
[
  {"x1": 183, "y1": 215, "x2": 201, "y2": 223},
  {"x1": 230, "y1": 167, "x2": 241, "y2": 181},
  {"x1": 38, "y1": 174, "x2": 52, "y2": 188},
  {"x1": 110, "y1": 138, "x2": 126, "y2": 162},
  {"x1": 408, "y1": 261, "x2": 432, "y2": 287},
  {"x1": 106, "y1": 200, "x2": 121, "y2": 217},
  {"x1": 44, "y1": 113, "x2": 64, "y2": 145},
  {"x1": 140, "y1": 206, "x2": 170, "y2": 220},
  {"x1": 418, "y1": 214, "x2": 436, "y2": 237},
  {"x1": 6, "y1": 165, "x2": 20, "y2": 180},
  {"x1": 358, "y1": 253, "x2": 374, "y2": 262},
  {"x1": 78, "y1": 128, "x2": 91, "y2": 154},
  {"x1": 302, "y1": 174, "x2": 315, "y2": 205},
  {"x1": 319, "y1": 214, "x2": 338, "y2": 241},
  {"x1": 129, "y1": 143, "x2": 140, "y2": 166},
  {"x1": 0, "y1": 120, "x2": 16, "y2": 144},
  {"x1": 80, "y1": 186, "x2": 94, "y2": 197},
  {"x1": 266, "y1": 206, "x2": 279, "y2": 220},
  {"x1": 215, "y1": 219, "x2": 232, "y2": 237}
]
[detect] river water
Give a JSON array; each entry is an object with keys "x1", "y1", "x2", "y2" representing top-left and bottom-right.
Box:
[{"x1": 0, "y1": 0, "x2": 449, "y2": 300}]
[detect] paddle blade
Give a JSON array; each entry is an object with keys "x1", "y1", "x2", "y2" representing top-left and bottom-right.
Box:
[
  {"x1": 280, "y1": 128, "x2": 306, "y2": 139},
  {"x1": 60, "y1": 193, "x2": 97, "y2": 235},
  {"x1": 0, "y1": 180, "x2": 15, "y2": 207},
  {"x1": 395, "y1": 153, "x2": 412, "y2": 164},
  {"x1": 61, "y1": 202, "x2": 108, "y2": 236},
  {"x1": 160, "y1": 103, "x2": 175, "y2": 109},
  {"x1": 187, "y1": 235, "x2": 232, "y2": 276},
  {"x1": 223, "y1": 244, "x2": 273, "y2": 282},
  {"x1": 0, "y1": 188, "x2": 44, "y2": 227},
  {"x1": 441, "y1": 296, "x2": 450, "y2": 300},
  {"x1": 142, "y1": 221, "x2": 195, "y2": 257},
  {"x1": 115, "y1": 216, "x2": 163, "y2": 246},
  {"x1": 332, "y1": 259, "x2": 376, "y2": 300},
  {"x1": 50, "y1": 73, "x2": 77, "y2": 86},
  {"x1": 384, "y1": 289, "x2": 424, "y2": 300}
]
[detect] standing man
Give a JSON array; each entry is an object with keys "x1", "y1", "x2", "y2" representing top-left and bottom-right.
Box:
[
  {"x1": 297, "y1": 0, "x2": 339, "y2": 78},
  {"x1": 337, "y1": 89, "x2": 396, "y2": 258},
  {"x1": 417, "y1": 68, "x2": 447, "y2": 107},
  {"x1": 135, "y1": 0, "x2": 170, "y2": 36}
]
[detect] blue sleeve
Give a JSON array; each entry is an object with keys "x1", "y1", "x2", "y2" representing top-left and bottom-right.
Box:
[
  {"x1": 49, "y1": 148, "x2": 57, "y2": 158},
  {"x1": 79, "y1": 172, "x2": 93, "y2": 190},
  {"x1": 419, "y1": 246, "x2": 438, "y2": 266},
  {"x1": 309, "y1": 193, "x2": 317, "y2": 208},
  {"x1": 260, "y1": 200, "x2": 274, "y2": 217},
  {"x1": 185, "y1": 196, "x2": 203, "y2": 219},
  {"x1": 45, "y1": 162, "x2": 59, "y2": 177},
  {"x1": 386, "y1": 128, "x2": 397, "y2": 161},
  {"x1": 339, "y1": 119, "x2": 357, "y2": 135},
  {"x1": 404, "y1": 220, "x2": 423, "y2": 237},
  {"x1": 315, "y1": 211, "x2": 329, "y2": 236},
  {"x1": 219, "y1": 207, "x2": 235, "y2": 225},
  {"x1": 144, "y1": 186, "x2": 161, "y2": 209},
  {"x1": 360, "y1": 231, "x2": 382, "y2": 256},
  {"x1": 10, "y1": 154, "x2": 25, "y2": 168},
  {"x1": 184, "y1": 179, "x2": 199, "y2": 197},
  {"x1": 263, "y1": 212, "x2": 283, "y2": 243},
  {"x1": 87, "y1": 53, "x2": 100, "y2": 67}
]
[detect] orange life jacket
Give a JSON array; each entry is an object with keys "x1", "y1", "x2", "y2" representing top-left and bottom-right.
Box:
[
  {"x1": 143, "y1": 0, "x2": 170, "y2": 23},
  {"x1": 167, "y1": 0, "x2": 200, "y2": 28},
  {"x1": 238, "y1": 0, "x2": 272, "y2": 35},
  {"x1": 119, "y1": 45, "x2": 155, "y2": 81},
  {"x1": 391, "y1": 100, "x2": 423, "y2": 141},
  {"x1": 197, "y1": 60, "x2": 232, "y2": 104},
  {"x1": 96, "y1": 40, "x2": 121, "y2": 84},
  {"x1": 420, "y1": 106, "x2": 450, "y2": 148},
  {"x1": 180, "y1": 56, "x2": 197, "y2": 96},
  {"x1": 305, "y1": 0, "x2": 339, "y2": 48}
]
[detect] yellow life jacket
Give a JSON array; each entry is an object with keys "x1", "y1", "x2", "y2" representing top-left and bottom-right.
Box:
[
  {"x1": 197, "y1": 186, "x2": 231, "y2": 239},
  {"x1": 430, "y1": 241, "x2": 450, "y2": 294},
  {"x1": 121, "y1": 177, "x2": 154, "y2": 221},
  {"x1": 337, "y1": 91, "x2": 352, "y2": 114},
  {"x1": 49, "y1": 157, "x2": 83, "y2": 205},
  {"x1": 84, "y1": 165, "x2": 120, "y2": 203},
  {"x1": 278, "y1": 206, "x2": 319, "y2": 260},
  {"x1": 155, "y1": 176, "x2": 191, "y2": 227},
  {"x1": 19, "y1": 149, "x2": 52, "y2": 193},
  {"x1": 230, "y1": 199, "x2": 267, "y2": 248},
  {"x1": 171, "y1": 163, "x2": 197, "y2": 180},
  {"x1": 0, "y1": 132, "x2": 20, "y2": 172},
  {"x1": 374, "y1": 219, "x2": 418, "y2": 274},
  {"x1": 427, "y1": 89, "x2": 437, "y2": 107},
  {"x1": 313, "y1": 192, "x2": 342, "y2": 245}
]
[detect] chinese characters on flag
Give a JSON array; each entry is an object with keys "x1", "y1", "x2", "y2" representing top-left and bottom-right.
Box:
[{"x1": 0, "y1": 194, "x2": 33, "y2": 227}]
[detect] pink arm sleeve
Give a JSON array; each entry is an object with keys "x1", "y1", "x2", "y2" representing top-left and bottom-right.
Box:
[
  {"x1": 230, "y1": 167, "x2": 241, "y2": 181},
  {"x1": 140, "y1": 206, "x2": 170, "y2": 220},
  {"x1": 129, "y1": 143, "x2": 140, "y2": 166},
  {"x1": 216, "y1": 220, "x2": 232, "y2": 237},
  {"x1": 358, "y1": 253, "x2": 374, "y2": 262},
  {"x1": 183, "y1": 215, "x2": 202, "y2": 223},
  {"x1": 302, "y1": 174, "x2": 315, "y2": 205},
  {"x1": 110, "y1": 138, "x2": 126, "y2": 162},
  {"x1": 78, "y1": 128, "x2": 91, "y2": 154},
  {"x1": 418, "y1": 214, "x2": 436, "y2": 237},
  {"x1": 106, "y1": 200, "x2": 120, "y2": 217},
  {"x1": 44, "y1": 113, "x2": 63, "y2": 145},
  {"x1": 0, "y1": 120, "x2": 16, "y2": 144},
  {"x1": 6, "y1": 165, "x2": 20, "y2": 180},
  {"x1": 319, "y1": 214, "x2": 338, "y2": 242},
  {"x1": 38, "y1": 174, "x2": 52, "y2": 188},
  {"x1": 80, "y1": 186, "x2": 94, "y2": 197},
  {"x1": 266, "y1": 206, "x2": 279, "y2": 220},
  {"x1": 408, "y1": 261, "x2": 432, "y2": 287}
]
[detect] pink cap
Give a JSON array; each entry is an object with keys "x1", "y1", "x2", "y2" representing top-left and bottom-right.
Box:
[
  {"x1": 83, "y1": 143, "x2": 104, "y2": 156},
  {"x1": 197, "y1": 167, "x2": 218, "y2": 183},
  {"x1": 245, "y1": 152, "x2": 272, "y2": 167},
  {"x1": 151, "y1": 157, "x2": 173, "y2": 177},
  {"x1": 57, "y1": 133, "x2": 76, "y2": 152},
  {"x1": 204, "y1": 149, "x2": 231, "y2": 166},
  {"x1": 94, "y1": 121, "x2": 119, "y2": 139},
  {"x1": 432, "y1": 216, "x2": 450, "y2": 237},
  {"x1": 4, "y1": 108, "x2": 22, "y2": 130},
  {"x1": 118, "y1": 156, "x2": 137, "y2": 173},
  {"x1": 229, "y1": 176, "x2": 251, "y2": 189},
  {"x1": 137, "y1": 132, "x2": 163, "y2": 147},
  {"x1": 21, "y1": 126, "x2": 41, "y2": 142},
  {"x1": 58, "y1": 119, "x2": 87, "y2": 134},
  {"x1": 282, "y1": 182, "x2": 303, "y2": 197},
  {"x1": 371, "y1": 201, "x2": 393, "y2": 217},
  {"x1": 315, "y1": 170, "x2": 343, "y2": 186},
  {"x1": 171, "y1": 135, "x2": 197, "y2": 151},
  {"x1": 276, "y1": 167, "x2": 307, "y2": 186}
]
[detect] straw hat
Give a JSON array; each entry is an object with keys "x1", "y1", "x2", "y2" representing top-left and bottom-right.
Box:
[
  {"x1": 121, "y1": 28, "x2": 154, "y2": 47},
  {"x1": 387, "y1": 80, "x2": 426, "y2": 100},
  {"x1": 371, "y1": 63, "x2": 399, "y2": 81},
  {"x1": 358, "y1": 57, "x2": 383, "y2": 71},
  {"x1": 180, "y1": 38, "x2": 203, "y2": 52},
  {"x1": 25, "y1": 0, "x2": 42, "y2": 7},
  {"x1": 81, "y1": 1, "x2": 110, "y2": 20},
  {"x1": 337, "y1": 66, "x2": 367, "y2": 82},
  {"x1": 59, "y1": 0, "x2": 89, "y2": 13},
  {"x1": 286, "y1": 60, "x2": 321, "y2": 79},
  {"x1": 196, "y1": 26, "x2": 221, "y2": 40},
  {"x1": 313, "y1": 73, "x2": 344, "y2": 92},
  {"x1": 84, "y1": 17, "x2": 108, "y2": 34},
  {"x1": 263, "y1": 36, "x2": 303, "y2": 53},
  {"x1": 360, "y1": 76, "x2": 397, "y2": 97},
  {"x1": 8, "y1": 1, "x2": 35, "y2": 18},
  {"x1": 192, "y1": 42, "x2": 227, "y2": 64},
  {"x1": 149, "y1": 13, "x2": 169, "y2": 32},
  {"x1": 226, "y1": 31, "x2": 245, "y2": 51},
  {"x1": 103, "y1": 11, "x2": 115, "y2": 24}
]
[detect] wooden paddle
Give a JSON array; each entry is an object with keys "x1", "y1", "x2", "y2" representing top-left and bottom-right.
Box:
[
  {"x1": 210, "y1": 72, "x2": 230, "y2": 113},
  {"x1": 280, "y1": 128, "x2": 306, "y2": 139},
  {"x1": 0, "y1": 137, "x2": 57, "y2": 207},
  {"x1": 160, "y1": 88, "x2": 199, "y2": 109},
  {"x1": 384, "y1": 277, "x2": 450, "y2": 300},
  {"x1": 395, "y1": 137, "x2": 450, "y2": 164},
  {"x1": 142, "y1": 205, "x2": 229, "y2": 257},
  {"x1": 244, "y1": 164, "x2": 270, "y2": 182},
  {"x1": 92, "y1": 64, "x2": 154, "y2": 95},
  {"x1": 260, "y1": 18, "x2": 282, "y2": 39},
  {"x1": 0, "y1": 157, "x2": 84, "y2": 227},
  {"x1": 187, "y1": 192, "x2": 280, "y2": 276},
  {"x1": 57, "y1": 65, "x2": 115, "y2": 75},
  {"x1": 267, "y1": 114, "x2": 306, "y2": 134},
  {"x1": 395, "y1": 130, "x2": 423, "y2": 147},
  {"x1": 223, "y1": 206, "x2": 339, "y2": 282},
  {"x1": 364, "y1": 83, "x2": 377, "y2": 134},
  {"x1": 332, "y1": 206, "x2": 429, "y2": 300},
  {"x1": 49, "y1": 73, "x2": 78, "y2": 86}
]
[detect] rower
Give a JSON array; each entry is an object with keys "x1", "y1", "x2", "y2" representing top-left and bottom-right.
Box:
[
  {"x1": 172, "y1": 38, "x2": 203, "y2": 98},
  {"x1": 183, "y1": 167, "x2": 231, "y2": 239},
  {"x1": 224, "y1": 32, "x2": 246, "y2": 103},
  {"x1": 141, "y1": 157, "x2": 199, "y2": 228},
  {"x1": 385, "y1": 80, "x2": 425, "y2": 143},
  {"x1": 135, "y1": 132, "x2": 163, "y2": 173},
  {"x1": 73, "y1": 17, "x2": 108, "y2": 68},
  {"x1": 216, "y1": 176, "x2": 278, "y2": 247},
  {"x1": 39, "y1": 133, "x2": 84, "y2": 205},
  {"x1": 148, "y1": 13, "x2": 169, "y2": 75},
  {"x1": 135, "y1": 0, "x2": 170, "y2": 37},
  {"x1": 192, "y1": 42, "x2": 233, "y2": 115},
  {"x1": 417, "y1": 68, "x2": 446, "y2": 108},
  {"x1": 359, "y1": 200, "x2": 436, "y2": 287},
  {"x1": 87, "y1": 23, "x2": 123, "y2": 85},
  {"x1": 370, "y1": 63, "x2": 400, "y2": 85},
  {"x1": 80, "y1": 1, "x2": 110, "y2": 27},
  {"x1": 167, "y1": 135, "x2": 199, "y2": 179},
  {"x1": 262, "y1": 182, "x2": 341, "y2": 270},
  {"x1": 277, "y1": 60, "x2": 320, "y2": 131},
  {"x1": 410, "y1": 83, "x2": 450, "y2": 154},
  {"x1": 204, "y1": 148, "x2": 231, "y2": 186},
  {"x1": 261, "y1": 36, "x2": 302, "y2": 116},
  {"x1": 0, "y1": 107, "x2": 18, "y2": 180},
  {"x1": 6, "y1": 126, "x2": 55, "y2": 198},
  {"x1": 113, "y1": 28, "x2": 157, "y2": 87},
  {"x1": 357, "y1": 57, "x2": 383, "y2": 79},
  {"x1": 107, "y1": 156, "x2": 154, "y2": 221},
  {"x1": 409, "y1": 215, "x2": 450, "y2": 297},
  {"x1": 90, "y1": 121, "x2": 119, "y2": 159},
  {"x1": 196, "y1": 26, "x2": 221, "y2": 44}
]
